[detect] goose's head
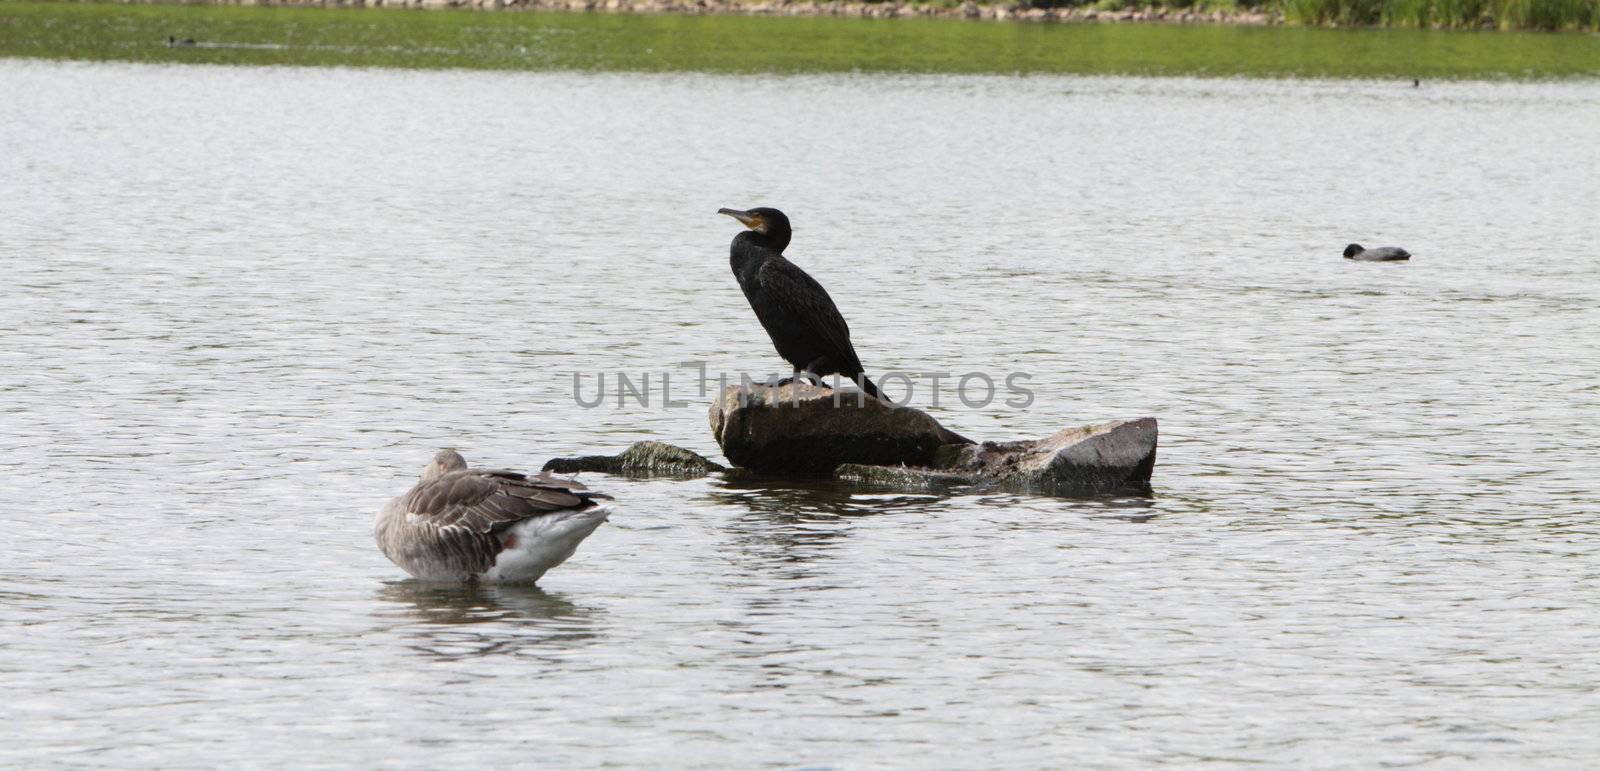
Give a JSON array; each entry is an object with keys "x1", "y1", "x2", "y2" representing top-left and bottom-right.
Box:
[{"x1": 421, "y1": 448, "x2": 467, "y2": 482}]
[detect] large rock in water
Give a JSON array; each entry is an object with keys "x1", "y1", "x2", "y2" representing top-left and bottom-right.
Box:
[
  {"x1": 710, "y1": 383, "x2": 974, "y2": 473},
  {"x1": 836, "y1": 418, "x2": 1157, "y2": 496}
]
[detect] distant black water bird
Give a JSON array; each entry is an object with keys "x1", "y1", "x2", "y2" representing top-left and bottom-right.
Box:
[
  {"x1": 719, "y1": 206, "x2": 884, "y2": 401},
  {"x1": 167, "y1": 36, "x2": 196, "y2": 47},
  {"x1": 1344, "y1": 243, "x2": 1411, "y2": 262}
]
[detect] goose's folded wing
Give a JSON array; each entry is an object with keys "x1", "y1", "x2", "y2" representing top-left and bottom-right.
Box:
[{"x1": 402, "y1": 470, "x2": 593, "y2": 535}]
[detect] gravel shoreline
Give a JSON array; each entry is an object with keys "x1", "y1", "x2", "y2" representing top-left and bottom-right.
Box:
[{"x1": 140, "y1": 0, "x2": 1285, "y2": 25}]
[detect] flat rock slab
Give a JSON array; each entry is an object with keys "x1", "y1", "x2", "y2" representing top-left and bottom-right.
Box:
[
  {"x1": 543, "y1": 440, "x2": 725, "y2": 477},
  {"x1": 710, "y1": 383, "x2": 974, "y2": 474},
  {"x1": 837, "y1": 417, "x2": 1157, "y2": 496}
]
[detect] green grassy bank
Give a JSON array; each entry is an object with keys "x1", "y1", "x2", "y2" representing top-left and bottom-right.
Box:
[
  {"x1": 2, "y1": 1, "x2": 1598, "y2": 77},
  {"x1": 1280, "y1": 0, "x2": 1597, "y2": 29}
]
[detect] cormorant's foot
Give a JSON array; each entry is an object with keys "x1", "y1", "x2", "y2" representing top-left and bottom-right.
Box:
[{"x1": 770, "y1": 374, "x2": 822, "y2": 388}]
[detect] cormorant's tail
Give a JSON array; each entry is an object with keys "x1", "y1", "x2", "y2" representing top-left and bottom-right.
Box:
[{"x1": 853, "y1": 373, "x2": 883, "y2": 401}]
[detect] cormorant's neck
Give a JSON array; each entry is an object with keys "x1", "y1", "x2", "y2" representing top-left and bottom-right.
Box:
[{"x1": 733, "y1": 229, "x2": 790, "y2": 255}]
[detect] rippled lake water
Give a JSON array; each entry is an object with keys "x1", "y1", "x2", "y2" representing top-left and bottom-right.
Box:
[{"x1": 2, "y1": 60, "x2": 1598, "y2": 766}]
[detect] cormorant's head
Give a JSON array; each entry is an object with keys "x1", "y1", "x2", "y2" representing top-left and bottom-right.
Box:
[
  {"x1": 421, "y1": 448, "x2": 467, "y2": 482},
  {"x1": 719, "y1": 206, "x2": 792, "y2": 251},
  {"x1": 1343, "y1": 244, "x2": 1365, "y2": 259}
]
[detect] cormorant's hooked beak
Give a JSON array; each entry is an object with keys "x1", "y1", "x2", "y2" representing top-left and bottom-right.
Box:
[{"x1": 718, "y1": 207, "x2": 767, "y2": 233}]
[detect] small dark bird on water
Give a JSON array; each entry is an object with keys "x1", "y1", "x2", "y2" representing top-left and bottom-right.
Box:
[
  {"x1": 719, "y1": 206, "x2": 884, "y2": 400},
  {"x1": 167, "y1": 36, "x2": 196, "y2": 47},
  {"x1": 1344, "y1": 243, "x2": 1411, "y2": 262}
]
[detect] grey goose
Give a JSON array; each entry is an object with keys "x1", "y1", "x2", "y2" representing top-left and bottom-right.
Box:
[{"x1": 375, "y1": 449, "x2": 610, "y2": 584}]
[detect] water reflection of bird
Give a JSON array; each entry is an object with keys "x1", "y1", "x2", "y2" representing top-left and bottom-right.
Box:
[
  {"x1": 376, "y1": 581, "x2": 586, "y2": 625},
  {"x1": 374, "y1": 581, "x2": 600, "y2": 660},
  {"x1": 719, "y1": 207, "x2": 884, "y2": 400},
  {"x1": 1343, "y1": 243, "x2": 1411, "y2": 262},
  {"x1": 375, "y1": 449, "x2": 611, "y2": 584}
]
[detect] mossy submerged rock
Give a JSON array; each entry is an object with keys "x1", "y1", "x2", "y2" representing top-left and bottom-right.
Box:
[
  {"x1": 542, "y1": 440, "x2": 725, "y2": 477},
  {"x1": 709, "y1": 383, "x2": 974, "y2": 474},
  {"x1": 837, "y1": 417, "x2": 1158, "y2": 496},
  {"x1": 553, "y1": 395, "x2": 1154, "y2": 497}
]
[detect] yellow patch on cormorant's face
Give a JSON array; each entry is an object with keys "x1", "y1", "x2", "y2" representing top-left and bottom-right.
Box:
[{"x1": 744, "y1": 213, "x2": 766, "y2": 233}]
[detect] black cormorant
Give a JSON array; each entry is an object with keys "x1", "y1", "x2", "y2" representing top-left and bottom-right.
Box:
[
  {"x1": 719, "y1": 206, "x2": 884, "y2": 400},
  {"x1": 1343, "y1": 243, "x2": 1411, "y2": 262}
]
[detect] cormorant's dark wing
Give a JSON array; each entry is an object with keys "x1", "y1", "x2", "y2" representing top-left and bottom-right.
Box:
[{"x1": 753, "y1": 257, "x2": 861, "y2": 369}]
